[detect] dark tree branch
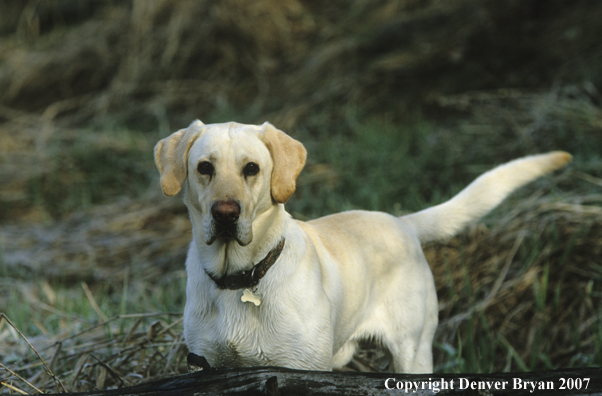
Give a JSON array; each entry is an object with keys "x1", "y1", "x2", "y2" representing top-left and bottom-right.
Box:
[{"x1": 46, "y1": 366, "x2": 602, "y2": 396}]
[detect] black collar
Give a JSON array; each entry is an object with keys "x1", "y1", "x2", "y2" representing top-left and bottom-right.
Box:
[{"x1": 205, "y1": 238, "x2": 285, "y2": 290}]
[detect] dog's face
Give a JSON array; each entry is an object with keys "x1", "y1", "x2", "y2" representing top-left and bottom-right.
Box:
[
  {"x1": 154, "y1": 121, "x2": 306, "y2": 246},
  {"x1": 184, "y1": 124, "x2": 274, "y2": 246}
]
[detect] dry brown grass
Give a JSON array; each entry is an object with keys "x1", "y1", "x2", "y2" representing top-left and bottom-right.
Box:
[
  {"x1": 1, "y1": 0, "x2": 601, "y2": 127},
  {"x1": 431, "y1": 184, "x2": 602, "y2": 371},
  {"x1": 1, "y1": 312, "x2": 186, "y2": 394}
]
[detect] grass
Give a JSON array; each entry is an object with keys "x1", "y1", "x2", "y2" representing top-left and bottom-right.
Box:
[
  {"x1": 2, "y1": 270, "x2": 186, "y2": 337},
  {"x1": 1, "y1": 272, "x2": 187, "y2": 392},
  {"x1": 432, "y1": 200, "x2": 602, "y2": 373},
  {"x1": 289, "y1": 110, "x2": 472, "y2": 220},
  {"x1": 27, "y1": 128, "x2": 158, "y2": 220}
]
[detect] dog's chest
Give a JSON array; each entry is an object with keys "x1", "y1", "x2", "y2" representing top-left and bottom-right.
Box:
[
  {"x1": 211, "y1": 335, "x2": 270, "y2": 367},
  {"x1": 190, "y1": 299, "x2": 286, "y2": 367}
]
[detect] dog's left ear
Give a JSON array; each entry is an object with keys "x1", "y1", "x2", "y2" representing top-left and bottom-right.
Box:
[
  {"x1": 154, "y1": 120, "x2": 205, "y2": 197},
  {"x1": 260, "y1": 123, "x2": 307, "y2": 204}
]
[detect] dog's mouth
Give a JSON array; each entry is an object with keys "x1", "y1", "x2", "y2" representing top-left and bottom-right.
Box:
[{"x1": 206, "y1": 223, "x2": 250, "y2": 246}]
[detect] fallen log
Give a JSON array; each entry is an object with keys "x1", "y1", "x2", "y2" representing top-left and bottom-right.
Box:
[{"x1": 46, "y1": 366, "x2": 602, "y2": 396}]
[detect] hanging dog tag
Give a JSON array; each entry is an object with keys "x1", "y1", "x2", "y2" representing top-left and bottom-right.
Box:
[{"x1": 241, "y1": 288, "x2": 262, "y2": 306}]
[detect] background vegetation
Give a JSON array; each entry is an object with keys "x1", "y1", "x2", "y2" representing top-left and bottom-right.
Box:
[{"x1": 1, "y1": 0, "x2": 601, "y2": 393}]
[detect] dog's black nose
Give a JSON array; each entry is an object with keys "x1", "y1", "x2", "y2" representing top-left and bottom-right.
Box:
[{"x1": 211, "y1": 200, "x2": 240, "y2": 224}]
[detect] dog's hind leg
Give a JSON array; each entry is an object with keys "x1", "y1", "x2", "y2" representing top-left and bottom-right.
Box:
[
  {"x1": 385, "y1": 329, "x2": 434, "y2": 374},
  {"x1": 383, "y1": 293, "x2": 438, "y2": 373},
  {"x1": 392, "y1": 349, "x2": 431, "y2": 374}
]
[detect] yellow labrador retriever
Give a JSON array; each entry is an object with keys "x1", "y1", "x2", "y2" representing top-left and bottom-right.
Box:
[{"x1": 154, "y1": 120, "x2": 571, "y2": 373}]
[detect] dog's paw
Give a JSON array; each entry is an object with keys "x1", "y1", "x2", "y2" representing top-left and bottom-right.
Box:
[{"x1": 187, "y1": 352, "x2": 211, "y2": 373}]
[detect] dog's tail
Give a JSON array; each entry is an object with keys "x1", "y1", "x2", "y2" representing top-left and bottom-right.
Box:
[{"x1": 400, "y1": 151, "x2": 572, "y2": 244}]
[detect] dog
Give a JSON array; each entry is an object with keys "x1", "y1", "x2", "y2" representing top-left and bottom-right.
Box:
[{"x1": 154, "y1": 120, "x2": 571, "y2": 373}]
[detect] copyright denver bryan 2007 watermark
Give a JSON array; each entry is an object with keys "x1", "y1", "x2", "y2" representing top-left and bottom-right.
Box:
[{"x1": 384, "y1": 377, "x2": 590, "y2": 393}]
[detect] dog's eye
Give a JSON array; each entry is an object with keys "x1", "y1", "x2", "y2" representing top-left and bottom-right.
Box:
[
  {"x1": 243, "y1": 162, "x2": 260, "y2": 177},
  {"x1": 197, "y1": 161, "x2": 214, "y2": 176}
]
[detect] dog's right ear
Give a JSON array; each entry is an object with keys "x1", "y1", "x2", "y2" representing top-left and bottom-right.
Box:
[
  {"x1": 260, "y1": 122, "x2": 307, "y2": 204},
  {"x1": 154, "y1": 120, "x2": 205, "y2": 196}
]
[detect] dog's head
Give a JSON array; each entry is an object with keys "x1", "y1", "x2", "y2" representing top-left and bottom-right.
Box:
[{"x1": 154, "y1": 120, "x2": 306, "y2": 246}]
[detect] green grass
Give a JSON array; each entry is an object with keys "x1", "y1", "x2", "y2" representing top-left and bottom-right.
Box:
[
  {"x1": 27, "y1": 127, "x2": 158, "y2": 220},
  {"x1": 4, "y1": 270, "x2": 186, "y2": 334},
  {"x1": 289, "y1": 110, "x2": 466, "y2": 219},
  {"x1": 22, "y1": 99, "x2": 601, "y2": 223},
  {"x1": 286, "y1": 101, "x2": 602, "y2": 221}
]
